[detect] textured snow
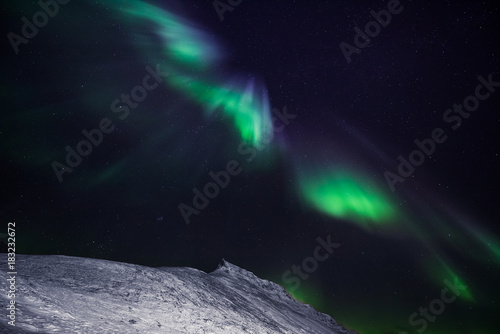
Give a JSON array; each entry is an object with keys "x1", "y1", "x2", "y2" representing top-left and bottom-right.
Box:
[{"x1": 0, "y1": 255, "x2": 356, "y2": 334}]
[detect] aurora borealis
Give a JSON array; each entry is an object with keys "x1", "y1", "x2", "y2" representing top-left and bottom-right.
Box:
[
  {"x1": 297, "y1": 168, "x2": 397, "y2": 227},
  {"x1": 110, "y1": 0, "x2": 273, "y2": 146},
  {"x1": 2, "y1": 1, "x2": 500, "y2": 333}
]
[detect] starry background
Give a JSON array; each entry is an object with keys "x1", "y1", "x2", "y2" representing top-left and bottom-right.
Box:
[{"x1": 1, "y1": 1, "x2": 500, "y2": 333}]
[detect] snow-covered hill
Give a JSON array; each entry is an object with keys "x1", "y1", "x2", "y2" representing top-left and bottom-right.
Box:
[{"x1": 0, "y1": 255, "x2": 356, "y2": 334}]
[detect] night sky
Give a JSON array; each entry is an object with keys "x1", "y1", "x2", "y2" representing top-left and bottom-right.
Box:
[{"x1": 2, "y1": 1, "x2": 500, "y2": 333}]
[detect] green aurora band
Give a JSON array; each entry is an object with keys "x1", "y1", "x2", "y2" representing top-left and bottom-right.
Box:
[
  {"x1": 297, "y1": 168, "x2": 399, "y2": 230},
  {"x1": 110, "y1": 0, "x2": 272, "y2": 146},
  {"x1": 425, "y1": 257, "x2": 474, "y2": 302}
]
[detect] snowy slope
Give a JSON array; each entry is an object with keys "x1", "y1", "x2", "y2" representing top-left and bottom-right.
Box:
[{"x1": 0, "y1": 255, "x2": 356, "y2": 334}]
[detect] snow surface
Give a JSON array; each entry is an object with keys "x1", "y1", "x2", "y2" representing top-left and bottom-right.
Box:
[{"x1": 0, "y1": 255, "x2": 357, "y2": 334}]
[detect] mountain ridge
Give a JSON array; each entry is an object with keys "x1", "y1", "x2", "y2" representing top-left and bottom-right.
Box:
[{"x1": 0, "y1": 255, "x2": 357, "y2": 334}]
